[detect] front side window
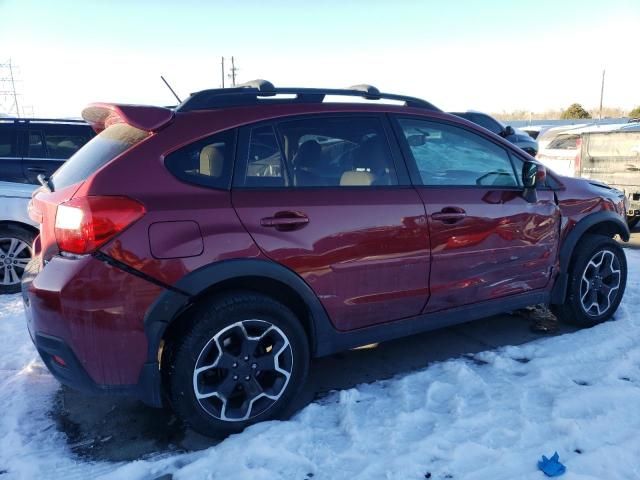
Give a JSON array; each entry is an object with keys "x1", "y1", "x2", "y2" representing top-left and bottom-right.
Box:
[
  {"x1": 398, "y1": 118, "x2": 518, "y2": 187},
  {"x1": 164, "y1": 129, "x2": 236, "y2": 189},
  {"x1": 276, "y1": 116, "x2": 398, "y2": 187}
]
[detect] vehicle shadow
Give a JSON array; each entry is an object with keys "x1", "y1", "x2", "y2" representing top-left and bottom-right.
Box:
[{"x1": 51, "y1": 310, "x2": 576, "y2": 463}]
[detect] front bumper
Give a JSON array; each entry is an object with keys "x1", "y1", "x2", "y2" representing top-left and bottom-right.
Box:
[{"x1": 22, "y1": 254, "x2": 165, "y2": 406}]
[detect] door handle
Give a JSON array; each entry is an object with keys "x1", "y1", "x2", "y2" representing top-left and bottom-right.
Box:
[
  {"x1": 260, "y1": 212, "x2": 309, "y2": 231},
  {"x1": 431, "y1": 207, "x2": 466, "y2": 224},
  {"x1": 27, "y1": 167, "x2": 47, "y2": 172}
]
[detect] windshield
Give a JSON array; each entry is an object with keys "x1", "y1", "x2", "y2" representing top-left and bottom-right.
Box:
[{"x1": 51, "y1": 123, "x2": 149, "y2": 190}]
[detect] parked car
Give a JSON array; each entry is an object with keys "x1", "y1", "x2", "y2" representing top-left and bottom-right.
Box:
[
  {"x1": 0, "y1": 180, "x2": 37, "y2": 293},
  {"x1": 0, "y1": 118, "x2": 94, "y2": 184},
  {"x1": 22, "y1": 81, "x2": 629, "y2": 437},
  {"x1": 536, "y1": 123, "x2": 640, "y2": 227},
  {"x1": 0, "y1": 118, "x2": 94, "y2": 294},
  {"x1": 449, "y1": 111, "x2": 539, "y2": 156}
]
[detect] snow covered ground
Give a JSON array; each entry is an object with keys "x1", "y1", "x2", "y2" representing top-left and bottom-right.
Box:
[{"x1": 1, "y1": 250, "x2": 639, "y2": 480}]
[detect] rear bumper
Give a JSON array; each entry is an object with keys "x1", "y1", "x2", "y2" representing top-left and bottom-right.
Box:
[{"x1": 22, "y1": 254, "x2": 165, "y2": 406}]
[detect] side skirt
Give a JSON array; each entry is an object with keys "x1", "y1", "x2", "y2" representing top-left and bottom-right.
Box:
[{"x1": 314, "y1": 290, "x2": 549, "y2": 357}]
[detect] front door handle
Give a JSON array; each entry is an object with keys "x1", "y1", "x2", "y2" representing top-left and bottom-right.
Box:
[
  {"x1": 431, "y1": 207, "x2": 466, "y2": 224},
  {"x1": 260, "y1": 212, "x2": 309, "y2": 231},
  {"x1": 27, "y1": 167, "x2": 47, "y2": 173}
]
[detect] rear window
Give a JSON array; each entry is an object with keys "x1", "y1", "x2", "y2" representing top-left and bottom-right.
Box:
[
  {"x1": 51, "y1": 123, "x2": 148, "y2": 190},
  {"x1": 164, "y1": 128, "x2": 236, "y2": 189},
  {"x1": 547, "y1": 134, "x2": 580, "y2": 150}
]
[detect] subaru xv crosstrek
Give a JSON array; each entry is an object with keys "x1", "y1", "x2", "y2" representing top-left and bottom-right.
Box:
[{"x1": 22, "y1": 81, "x2": 630, "y2": 436}]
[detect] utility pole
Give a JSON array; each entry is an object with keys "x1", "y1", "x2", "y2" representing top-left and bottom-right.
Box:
[
  {"x1": 221, "y1": 56, "x2": 225, "y2": 88},
  {"x1": 599, "y1": 69, "x2": 605, "y2": 121},
  {"x1": 227, "y1": 56, "x2": 238, "y2": 87}
]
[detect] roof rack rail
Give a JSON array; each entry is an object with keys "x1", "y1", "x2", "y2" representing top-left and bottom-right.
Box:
[
  {"x1": 176, "y1": 80, "x2": 440, "y2": 112},
  {"x1": 0, "y1": 117, "x2": 87, "y2": 124}
]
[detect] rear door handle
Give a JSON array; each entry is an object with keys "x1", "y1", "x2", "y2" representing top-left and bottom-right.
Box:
[
  {"x1": 431, "y1": 208, "x2": 466, "y2": 224},
  {"x1": 260, "y1": 212, "x2": 309, "y2": 231},
  {"x1": 27, "y1": 167, "x2": 47, "y2": 173}
]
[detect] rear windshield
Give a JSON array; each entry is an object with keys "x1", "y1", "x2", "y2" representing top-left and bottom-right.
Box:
[{"x1": 51, "y1": 123, "x2": 149, "y2": 190}]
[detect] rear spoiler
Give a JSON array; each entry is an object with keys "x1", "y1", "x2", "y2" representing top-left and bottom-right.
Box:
[{"x1": 81, "y1": 103, "x2": 174, "y2": 133}]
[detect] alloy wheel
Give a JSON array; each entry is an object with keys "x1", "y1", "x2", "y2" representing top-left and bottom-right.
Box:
[
  {"x1": 192, "y1": 319, "x2": 293, "y2": 422},
  {"x1": 0, "y1": 237, "x2": 31, "y2": 287},
  {"x1": 580, "y1": 249, "x2": 621, "y2": 317}
]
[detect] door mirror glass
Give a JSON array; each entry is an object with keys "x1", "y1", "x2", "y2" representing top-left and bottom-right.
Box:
[
  {"x1": 522, "y1": 161, "x2": 539, "y2": 188},
  {"x1": 406, "y1": 134, "x2": 428, "y2": 147}
]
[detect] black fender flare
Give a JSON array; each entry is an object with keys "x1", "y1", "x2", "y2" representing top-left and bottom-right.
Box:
[
  {"x1": 550, "y1": 210, "x2": 630, "y2": 303},
  {"x1": 143, "y1": 258, "x2": 333, "y2": 364}
]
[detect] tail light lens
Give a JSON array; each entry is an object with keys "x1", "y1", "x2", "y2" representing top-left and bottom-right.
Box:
[
  {"x1": 574, "y1": 137, "x2": 582, "y2": 175},
  {"x1": 54, "y1": 196, "x2": 145, "y2": 254}
]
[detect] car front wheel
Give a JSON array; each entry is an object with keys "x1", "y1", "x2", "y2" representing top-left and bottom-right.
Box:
[
  {"x1": 164, "y1": 292, "x2": 309, "y2": 437},
  {"x1": 552, "y1": 234, "x2": 627, "y2": 327}
]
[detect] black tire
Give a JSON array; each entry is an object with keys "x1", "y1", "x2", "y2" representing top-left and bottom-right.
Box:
[
  {"x1": 0, "y1": 224, "x2": 36, "y2": 295},
  {"x1": 552, "y1": 234, "x2": 627, "y2": 327},
  {"x1": 164, "y1": 291, "x2": 310, "y2": 437},
  {"x1": 628, "y1": 216, "x2": 640, "y2": 230}
]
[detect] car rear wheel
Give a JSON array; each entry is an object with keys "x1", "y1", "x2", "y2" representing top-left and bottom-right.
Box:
[
  {"x1": 164, "y1": 292, "x2": 309, "y2": 437},
  {"x1": 552, "y1": 234, "x2": 627, "y2": 327},
  {"x1": 0, "y1": 225, "x2": 35, "y2": 295}
]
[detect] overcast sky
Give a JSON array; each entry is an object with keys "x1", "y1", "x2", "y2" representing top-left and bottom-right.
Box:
[{"x1": 1, "y1": 0, "x2": 638, "y2": 117}]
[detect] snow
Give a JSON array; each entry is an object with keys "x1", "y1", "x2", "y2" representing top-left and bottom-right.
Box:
[{"x1": 1, "y1": 250, "x2": 640, "y2": 479}]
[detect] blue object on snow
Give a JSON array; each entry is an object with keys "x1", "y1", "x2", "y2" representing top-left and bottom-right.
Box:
[{"x1": 538, "y1": 452, "x2": 566, "y2": 477}]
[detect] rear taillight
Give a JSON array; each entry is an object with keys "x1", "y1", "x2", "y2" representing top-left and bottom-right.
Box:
[
  {"x1": 574, "y1": 137, "x2": 582, "y2": 175},
  {"x1": 54, "y1": 196, "x2": 145, "y2": 254}
]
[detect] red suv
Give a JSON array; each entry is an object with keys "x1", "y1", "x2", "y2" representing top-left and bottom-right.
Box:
[{"x1": 22, "y1": 81, "x2": 630, "y2": 436}]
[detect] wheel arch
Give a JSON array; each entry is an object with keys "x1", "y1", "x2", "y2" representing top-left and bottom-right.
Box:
[
  {"x1": 144, "y1": 259, "x2": 333, "y2": 368},
  {"x1": 0, "y1": 220, "x2": 39, "y2": 238},
  {"x1": 551, "y1": 210, "x2": 629, "y2": 304}
]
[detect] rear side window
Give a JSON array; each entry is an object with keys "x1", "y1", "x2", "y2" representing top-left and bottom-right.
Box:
[
  {"x1": 278, "y1": 116, "x2": 398, "y2": 187},
  {"x1": 164, "y1": 129, "x2": 236, "y2": 189},
  {"x1": 244, "y1": 125, "x2": 287, "y2": 187},
  {"x1": 0, "y1": 127, "x2": 17, "y2": 157},
  {"x1": 548, "y1": 134, "x2": 580, "y2": 150},
  {"x1": 51, "y1": 123, "x2": 149, "y2": 190},
  {"x1": 28, "y1": 132, "x2": 46, "y2": 157}
]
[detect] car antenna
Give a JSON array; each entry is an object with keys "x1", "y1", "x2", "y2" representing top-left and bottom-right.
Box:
[{"x1": 160, "y1": 75, "x2": 182, "y2": 103}]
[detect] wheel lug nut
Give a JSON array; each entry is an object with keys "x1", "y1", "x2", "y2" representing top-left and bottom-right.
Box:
[
  {"x1": 244, "y1": 375, "x2": 250, "y2": 381},
  {"x1": 251, "y1": 363, "x2": 257, "y2": 369},
  {"x1": 243, "y1": 356, "x2": 249, "y2": 361},
  {"x1": 232, "y1": 362, "x2": 238, "y2": 368},
  {"x1": 232, "y1": 375, "x2": 238, "y2": 381}
]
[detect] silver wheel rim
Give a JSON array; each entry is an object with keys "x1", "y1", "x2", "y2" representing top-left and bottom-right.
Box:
[
  {"x1": 0, "y1": 237, "x2": 32, "y2": 286},
  {"x1": 192, "y1": 319, "x2": 293, "y2": 422},
  {"x1": 580, "y1": 249, "x2": 621, "y2": 317}
]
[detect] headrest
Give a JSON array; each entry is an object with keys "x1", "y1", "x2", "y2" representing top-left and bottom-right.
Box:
[
  {"x1": 339, "y1": 171, "x2": 375, "y2": 186},
  {"x1": 200, "y1": 144, "x2": 224, "y2": 177}
]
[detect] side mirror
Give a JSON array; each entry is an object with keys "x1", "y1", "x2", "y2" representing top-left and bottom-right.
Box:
[
  {"x1": 503, "y1": 125, "x2": 515, "y2": 137},
  {"x1": 522, "y1": 161, "x2": 538, "y2": 188},
  {"x1": 407, "y1": 133, "x2": 428, "y2": 147}
]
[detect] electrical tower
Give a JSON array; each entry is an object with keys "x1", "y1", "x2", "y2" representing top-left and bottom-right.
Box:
[{"x1": 0, "y1": 59, "x2": 27, "y2": 117}]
